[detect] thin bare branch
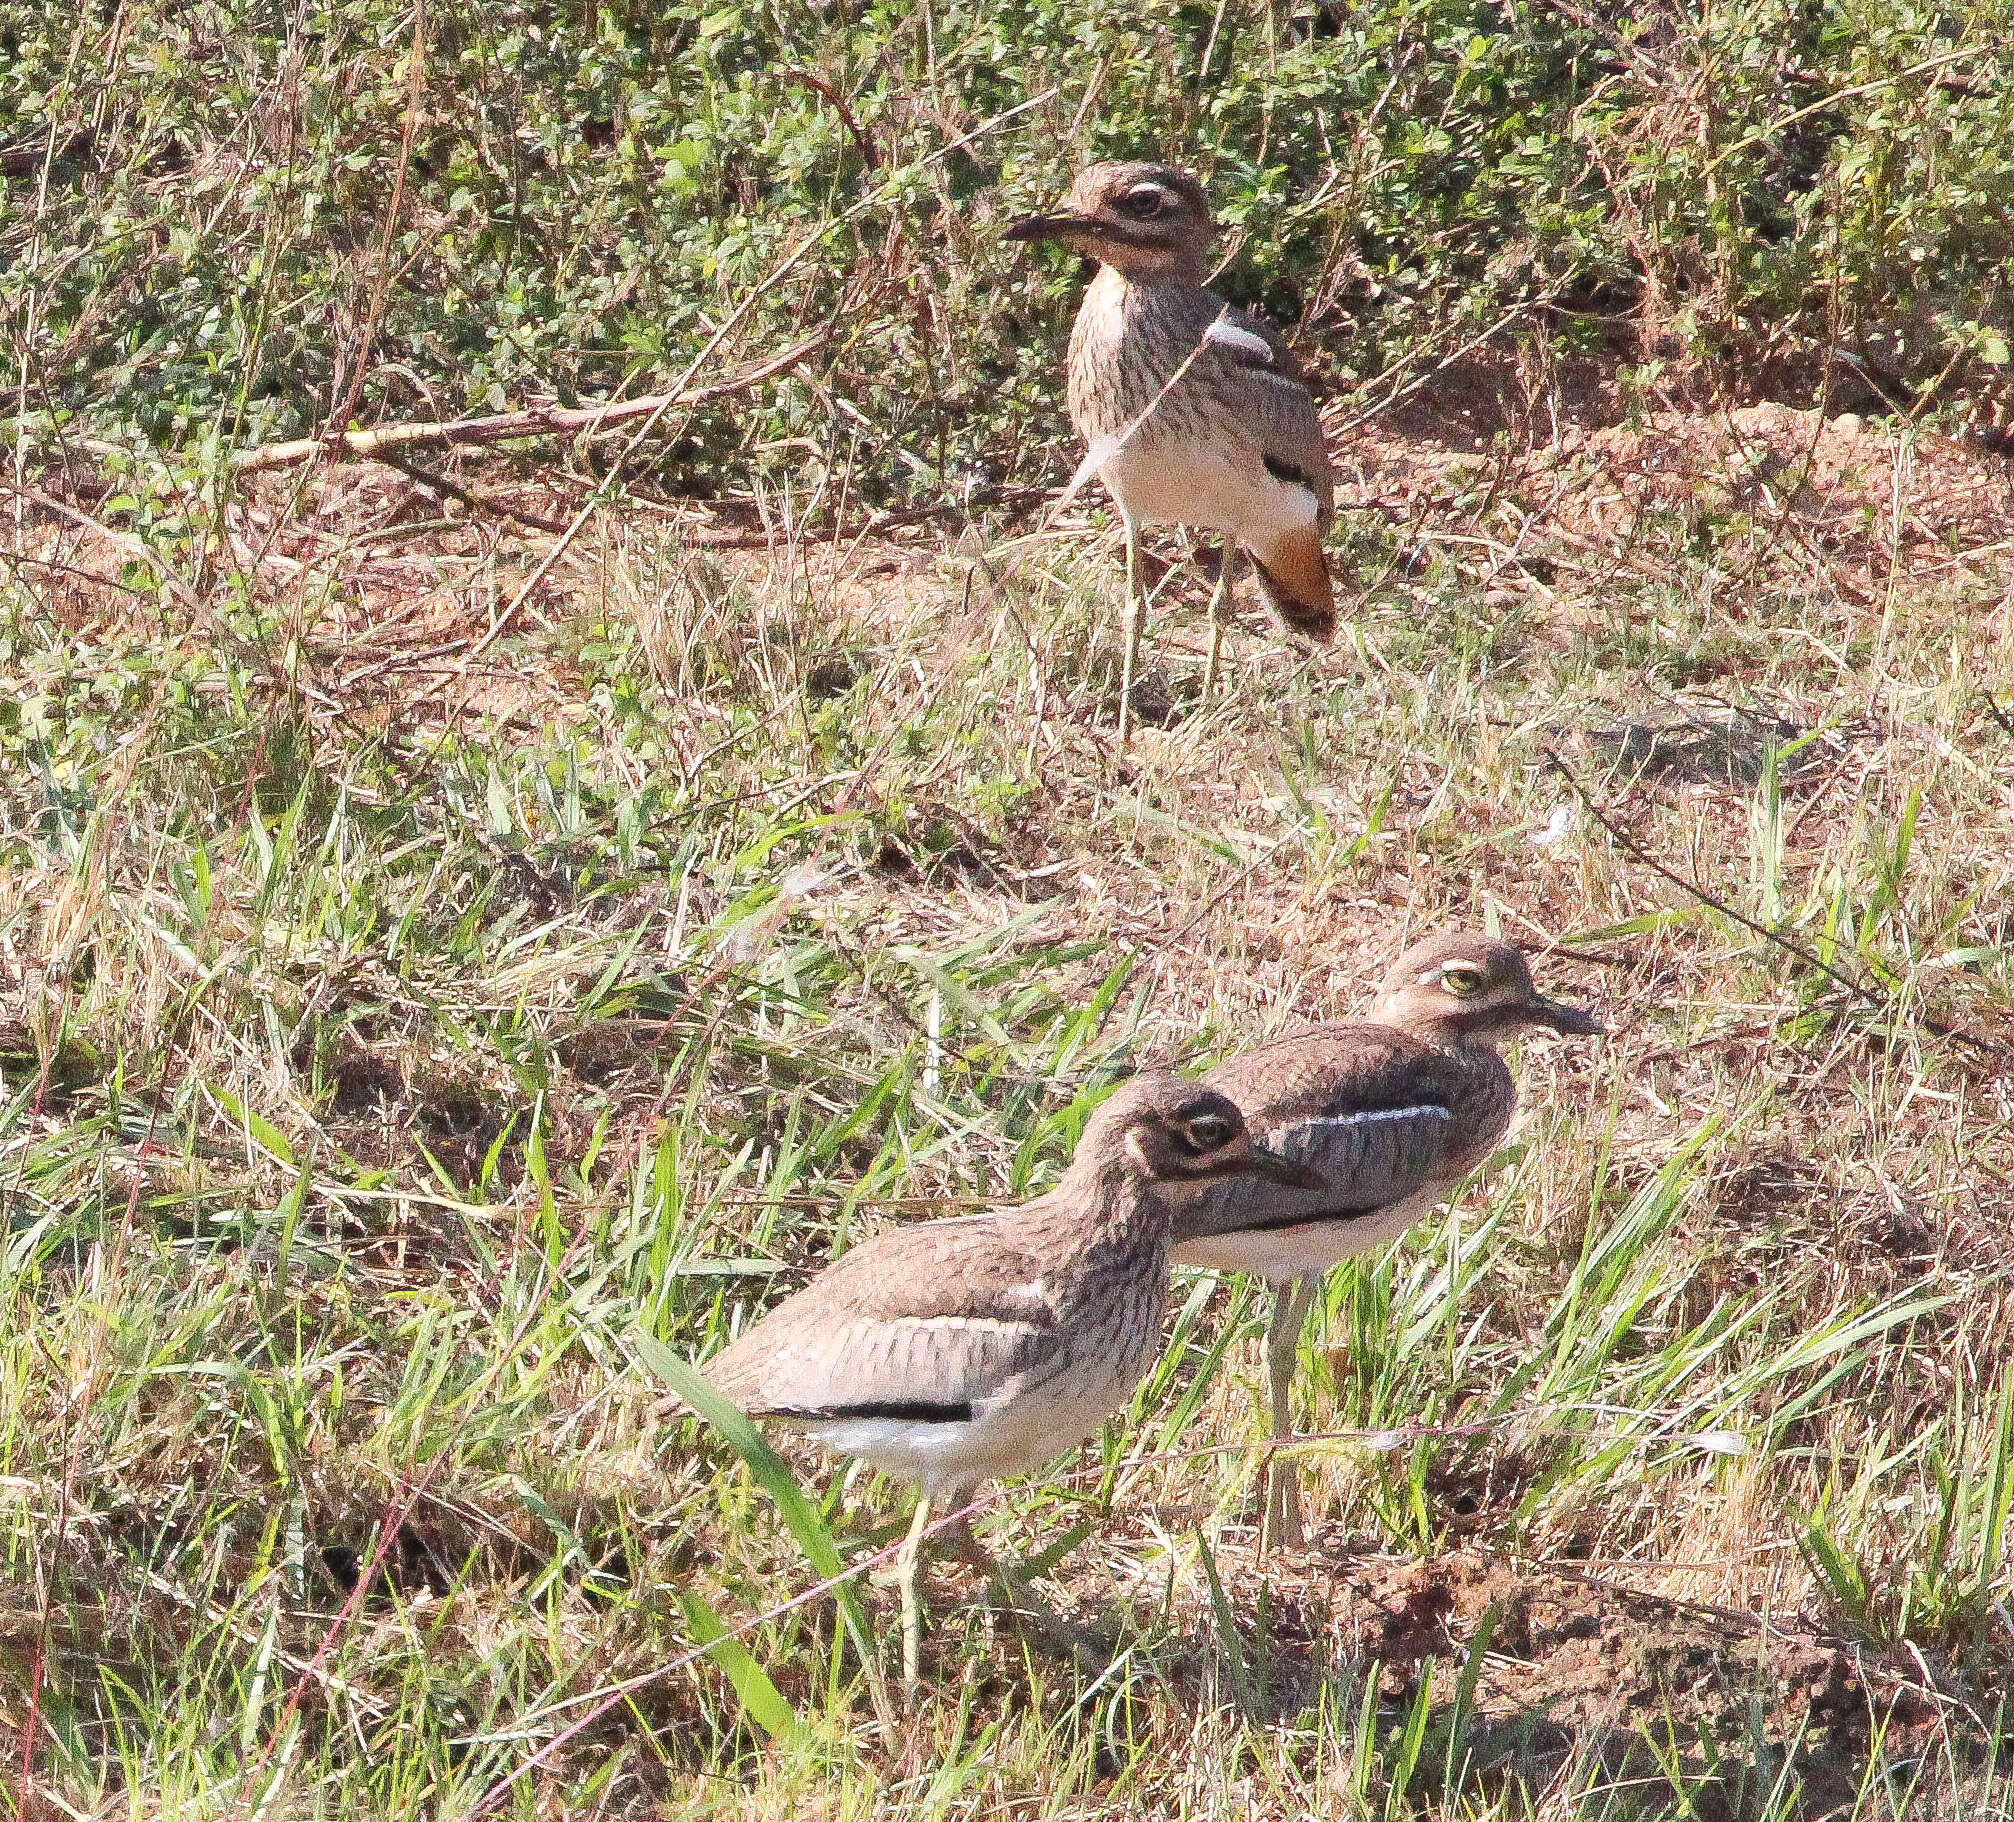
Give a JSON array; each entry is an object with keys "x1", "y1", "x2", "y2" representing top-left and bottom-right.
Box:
[{"x1": 231, "y1": 334, "x2": 828, "y2": 474}]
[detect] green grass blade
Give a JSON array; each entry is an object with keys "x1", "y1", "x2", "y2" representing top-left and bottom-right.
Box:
[
  {"x1": 633, "y1": 1333, "x2": 879, "y2": 1682},
  {"x1": 678, "y1": 1591, "x2": 804, "y2": 1743}
]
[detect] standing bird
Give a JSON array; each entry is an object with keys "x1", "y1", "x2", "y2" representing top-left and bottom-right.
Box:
[
  {"x1": 671, "y1": 1073, "x2": 1322, "y2": 1697},
  {"x1": 1170, "y1": 934, "x2": 1602, "y2": 1548},
  {"x1": 1006, "y1": 162, "x2": 1336, "y2": 740}
]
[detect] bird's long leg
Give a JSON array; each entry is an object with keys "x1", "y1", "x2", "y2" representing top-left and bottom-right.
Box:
[
  {"x1": 1262, "y1": 1276, "x2": 1320, "y2": 1553},
  {"x1": 948, "y1": 1519, "x2": 1109, "y2": 1669},
  {"x1": 1118, "y1": 510, "x2": 1144, "y2": 744},
  {"x1": 898, "y1": 1493, "x2": 934, "y2": 1705},
  {"x1": 1202, "y1": 541, "x2": 1237, "y2": 699}
]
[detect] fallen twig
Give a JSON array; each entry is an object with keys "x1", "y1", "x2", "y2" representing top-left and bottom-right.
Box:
[
  {"x1": 231, "y1": 333, "x2": 827, "y2": 474},
  {"x1": 376, "y1": 450, "x2": 574, "y2": 535}
]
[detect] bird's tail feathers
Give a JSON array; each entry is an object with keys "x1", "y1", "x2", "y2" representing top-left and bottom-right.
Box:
[{"x1": 1246, "y1": 527, "x2": 1336, "y2": 641}]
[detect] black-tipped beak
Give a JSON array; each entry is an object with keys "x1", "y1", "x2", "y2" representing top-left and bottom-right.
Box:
[
  {"x1": 1187, "y1": 1133, "x2": 1325, "y2": 1190},
  {"x1": 1537, "y1": 997, "x2": 1604, "y2": 1037},
  {"x1": 1005, "y1": 209, "x2": 1090, "y2": 245},
  {"x1": 1246, "y1": 1142, "x2": 1328, "y2": 1191}
]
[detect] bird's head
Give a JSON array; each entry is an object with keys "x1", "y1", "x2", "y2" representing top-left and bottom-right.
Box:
[
  {"x1": 1006, "y1": 162, "x2": 1215, "y2": 283},
  {"x1": 1080, "y1": 1073, "x2": 1324, "y2": 1202},
  {"x1": 1369, "y1": 934, "x2": 1604, "y2": 1048}
]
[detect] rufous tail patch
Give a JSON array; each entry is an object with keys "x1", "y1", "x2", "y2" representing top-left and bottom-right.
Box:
[{"x1": 1247, "y1": 527, "x2": 1336, "y2": 641}]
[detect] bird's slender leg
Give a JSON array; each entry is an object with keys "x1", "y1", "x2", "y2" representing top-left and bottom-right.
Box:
[
  {"x1": 1117, "y1": 510, "x2": 1145, "y2": 744},
  {"x1": 1261, "y1": 1276, "x2": 1320, "y2": 1553},
  {"x1": 1202, "y1": 541, "x2": 1237, "y2": 699},
  {"x1": 947, "y1": 1520, "x2": 1109, "y2": 1669},
  {"x1": 897, "y1": 1493, "x2": 935, "y2": 1705}
]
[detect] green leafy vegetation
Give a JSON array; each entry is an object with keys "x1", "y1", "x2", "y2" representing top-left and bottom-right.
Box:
[{"x1": 5, "y1": 0, "x2": 2011, "y2": 489}]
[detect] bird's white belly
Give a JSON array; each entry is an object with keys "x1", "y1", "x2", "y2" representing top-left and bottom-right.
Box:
[
  {"x1": 1170, "y1": 1188, "x2": 1441, "y2": 1282},
  {"x1": 802, "y1": 1416, "x2": 997, "y2": 1491},
  {"x1": 1098, "y1": 436, "x2": 1316, "y2": 540}
]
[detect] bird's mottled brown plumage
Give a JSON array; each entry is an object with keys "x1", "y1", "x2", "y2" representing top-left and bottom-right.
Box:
[
  {"x1": 1062, "y1": 264, "x2": 1335, "y2": 635},
  {"x1": 1172, "y1": 1030, "x2": 1508, "y2": 1261},
  {"x1": 683, "y1": 1071, "x2": 1321, "y2": 1500},
  {"x1": 1173, "y1": 933, "x2": 1600, "y2": 1273},
  {"x1": 1006, "y1": 162, "x2": 1336, "y2": 735},
  {"x1": 671, "y1": 1070, "x2": 1325, "y2": 1694}
]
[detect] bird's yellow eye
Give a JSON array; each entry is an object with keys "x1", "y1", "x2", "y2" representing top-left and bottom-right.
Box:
[
  {"x1": 1441, "y1": 964, "x2": 1486, "y2": 997},
  {"x1": 1183, "y1": 1114, "x2": 1233, "y2": 1151}
]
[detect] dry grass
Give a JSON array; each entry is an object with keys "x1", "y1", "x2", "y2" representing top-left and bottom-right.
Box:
[{"x1": 4, "y1": 386, "x2": 2014, "y2": 1818}]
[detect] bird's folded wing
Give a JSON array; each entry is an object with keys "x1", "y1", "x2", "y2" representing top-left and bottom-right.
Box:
[
  {"x1": 723, "y1": 1311, "x2": 1059, "y2": 1422},
  {"x1": 1171, "y1": 1101, "x2": 1457, "y2": 1241},
  {"x1": 1201, "y1": 304, "x2": 1334, "y2": 518},
  {"x1": 696, "y1": 1213, "x2": 1063, "y2": 1419}
]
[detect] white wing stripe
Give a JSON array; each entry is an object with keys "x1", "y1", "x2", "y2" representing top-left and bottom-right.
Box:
[
  {"x1": 1272, "y1": 1104, "x2": 1455, "y2": 1171},
  {"x1": 1288, "y1": 1107, "x2": 1454, "y2": 1132},
  {"x1": 882, "y1": 1316, "x2": 1046, "y2": 1339},
  {"x1": 1204, "y1": 318, "x2": 1276, "y2": 363}
]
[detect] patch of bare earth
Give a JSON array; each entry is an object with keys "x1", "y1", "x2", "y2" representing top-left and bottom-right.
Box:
[{"x1": 1214, "y1": 1542, "x2": 1953, "y2": 1817}]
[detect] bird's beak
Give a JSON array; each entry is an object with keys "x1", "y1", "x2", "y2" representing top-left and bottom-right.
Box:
[
  {"x1": 1535, "y1": 996, "x2": 1604, "y2": 1037},
  {"x1": 1240, "y1": 1138, "x2": 1328, "y2": 1191},
  {"x1": 1005, "y1": 208, "x2": 1092, "y2": 245},
  {"x1": 1179, "y1": 1130, "x2": 1327, "y2": 1190}
]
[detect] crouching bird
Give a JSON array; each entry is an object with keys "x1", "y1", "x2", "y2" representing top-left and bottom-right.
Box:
[
  {"x1": 666, "y1": 1072, "x2": 1323, "y2": 1698},
  {"x1": 1006, "y1": 161, "x2": 1336, "y2": 739},
  {"x1": 1171, "y1": 934, "x2": 1603, "y2": 1549}
]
